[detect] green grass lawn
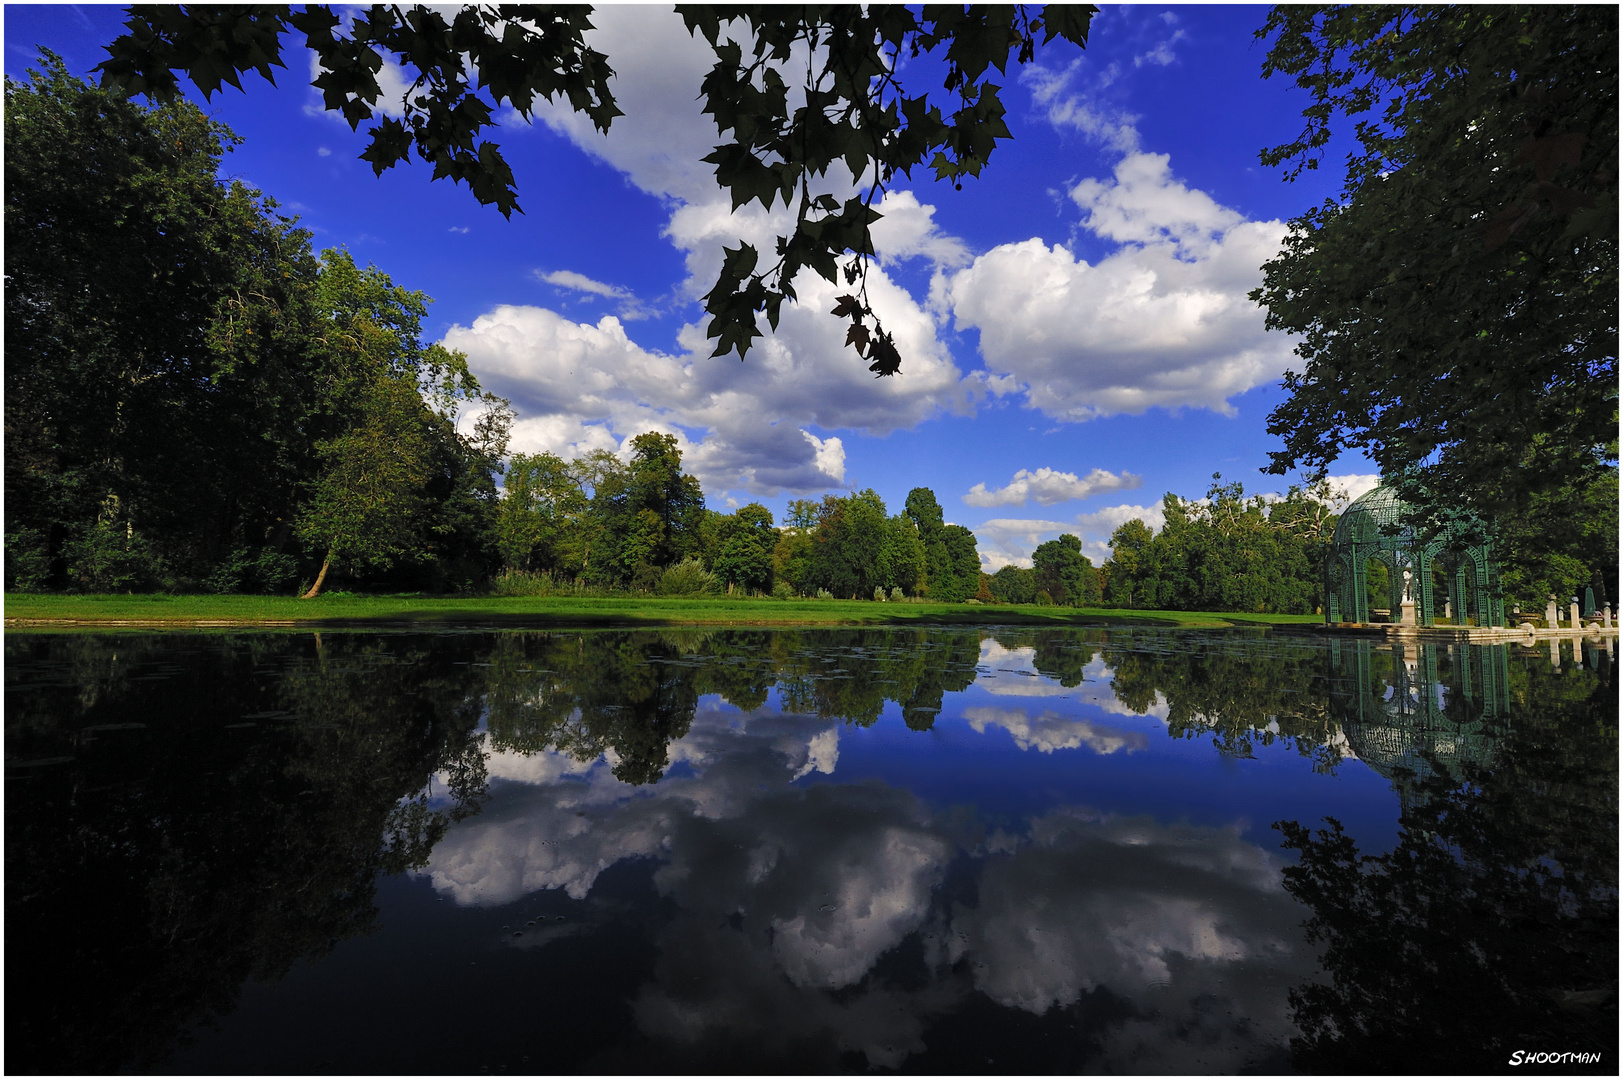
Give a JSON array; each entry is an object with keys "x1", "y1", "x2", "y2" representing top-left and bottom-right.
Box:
[{"x1": 3, "y1": 591, "x2": 1325, "y2": 631}]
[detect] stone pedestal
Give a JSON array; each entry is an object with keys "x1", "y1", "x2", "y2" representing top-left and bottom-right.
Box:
[
  {"x1": 1606, "y1": 604, "x2": 1614, "y2": 630},
  {"x1": 1399, "y1": 600, "x2": 1418, "y2": 626},
  {"x1": 1546, "y1": 596, "x2": 1560, "y2": 628},
  {"x1": 1570, "y1": 602, "x2": 1582, "y2": 630}
]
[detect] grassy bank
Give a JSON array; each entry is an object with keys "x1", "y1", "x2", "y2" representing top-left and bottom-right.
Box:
[{"x1": 4, "y1": 592, "x2": 1325, "y2": 631}]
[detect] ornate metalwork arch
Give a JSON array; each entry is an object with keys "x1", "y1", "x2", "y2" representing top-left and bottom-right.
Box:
[{"x1": 1325, "y1": 485, "x2": 1504, "y2": 627}]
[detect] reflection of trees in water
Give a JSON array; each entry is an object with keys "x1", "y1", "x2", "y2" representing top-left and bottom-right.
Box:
[
  {"x1": 1277, "y1": 652, "x2": 1617, "y2": 1074},
  {"x1": 483, "y1": 631, "x2": 700, "y2": 785},
  {"x1": 772, "y1": 628, "x2": 982, "y2": 730},
  {"x1": 1094, "y1": 631, "x2": 1341, "y2": 763},
  {"x1": 986, "y1": 627, "x2": 1099, "y2": 687},
  {"x1": 481, "y1": 628, "x2": 1555, "y2": 791},
  {"x1": 4, "y1": 633, "x2": 488, "y2": 1074},
  {"x1": 482, "y1": 629, "x2": 985, "y2": 779}
]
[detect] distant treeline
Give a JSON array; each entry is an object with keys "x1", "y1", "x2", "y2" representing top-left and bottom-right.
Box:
[
  {"x1": 497, "y1": 451, "x2": 983, "y2": 600},
  {"x1": 984, "y1": 477, "x2": 1336, "y2": 614}
]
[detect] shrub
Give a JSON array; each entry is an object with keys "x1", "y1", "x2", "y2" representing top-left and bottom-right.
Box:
[
  {"x1": 63, "y1": 520, "x2": 166, "y2": 593},
  {"x1": 772, "y1": 581, "x2": 796, "y2": 600},
  {"x1": 873, "y1": 585, "x2": 887, "y2": 601},
  {"x1": 490, "y1": 569, "x2": 558, "y2": 596},
  {"x1": 631, "y1": 560, "x2": 663, "y2": 594},
  {"x1": 4, "y1": 528, "x2": 51, "y2": 591},
  {"x1": 205, "y1": 547, "x2": 301, "y2": 594},
  {"x1": 815, "y1": 587, "x2": 834, "y2": 600},
  {"x1": 890, "y1": 586, "x2": 904, "y2": 602},
  {"x1": 656, "y1": 557, "x2": 719, "y2": 597}
]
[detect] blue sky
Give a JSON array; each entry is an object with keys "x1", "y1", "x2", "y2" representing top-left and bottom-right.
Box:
[{"x1": 6, "y1": 4, "x2": 1380, "y2": 569}]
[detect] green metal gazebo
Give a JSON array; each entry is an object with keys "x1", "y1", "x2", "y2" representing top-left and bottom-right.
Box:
[{"x1": 1325, "y1": 484, "x2": 1504, "y2": 627}]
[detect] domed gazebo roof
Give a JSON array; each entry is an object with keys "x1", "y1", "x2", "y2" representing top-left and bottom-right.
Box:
[
  {"x1": 1322, "y1": 480, "x2": 1503, "y2": 627},
  {"x1": 1331, "y1": 484, "x2": 1415, "y2": 550}
]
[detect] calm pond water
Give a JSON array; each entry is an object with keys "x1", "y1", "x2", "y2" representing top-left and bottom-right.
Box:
[{"x1": 5, "y1": 626, "x2": 1616, "y2": 1074}]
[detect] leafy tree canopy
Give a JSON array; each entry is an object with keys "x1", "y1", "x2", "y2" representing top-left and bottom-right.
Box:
[
  {"x1": 94, "y1": 3, "x2": 1095, "y2": 375},
  {"x1": 4, "y1": 54, "x2": 510, "y2": 596},
  {"x1": 1253, "y1": 5, "x2": 1618, "y2": 527}
]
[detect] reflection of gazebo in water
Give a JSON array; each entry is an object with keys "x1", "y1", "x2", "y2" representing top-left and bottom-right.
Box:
[
  {"x1": 1325, "y1": 484, "x2": 1505, "y2": 627},
  {"x1": 1328, "y1": 638, "x2": 1508, "y2": 809}
]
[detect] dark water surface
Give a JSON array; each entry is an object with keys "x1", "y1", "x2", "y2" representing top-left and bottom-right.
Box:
[{"x1": 5, "y1": 626, "x2": 1616, "y2": 1074}]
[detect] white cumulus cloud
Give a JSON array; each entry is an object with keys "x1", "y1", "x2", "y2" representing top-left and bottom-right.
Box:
[
  {"x1": 1326, "y1": 473, "x2": 1382, "y2": 508},
  {"x1": 939, "y1": 154, "x2": 1294, "y2": 421},
  {"x1": 444, "y1": 8, "x2": 972, "y2": 497},
  {"x1": 965, "y1": 466, "x2": 1142, "y2": 508},
  {"x1": 444, "y1": 285, "x2": 969, "y2": 495}
]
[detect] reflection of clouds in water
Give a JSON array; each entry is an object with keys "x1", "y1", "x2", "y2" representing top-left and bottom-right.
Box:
[
  {"x1": 978, "y1": 639, "x2": 1038, "y2": 671},
  {"x1": 964, "y1": 705, "x2": 1147, "y2": 754},
  {"x1": 425, "y1": 706, "x2": 954, "y2": 1067},
  {"x1": 1080, "y1": 657, "x2": 1171, "y2": 722},
  {"x1": 790, "y1": 727, "x2": 839, "y2": 780},
  {"x1": 484, "y1": 747, "x2": 600, "y2": 785},
  {"x1": 952, "y1": 808, "x2": 1310, "y2": 1073},
  {"x1": 420, "y1": 777, "x2": 672, "y2": 903},
  {"x1": 421, "y1": 703, "x2": 852, "y2": 905},
  {"x1": 422, "y1": 689, "x2": 1308, "y2": 1071},
  {"x1": 652, "y1": 780, "x2": 947, "y2": 991},
  {"x1": 633, "y1": 915, "x2": 964, "y2": 1070},
  {"x1": 637, "y1": 782, "x2": 953, "y2": 1068},
  {"x1": 974, "y1": 647, "x2": 1172, "y2": 722}
]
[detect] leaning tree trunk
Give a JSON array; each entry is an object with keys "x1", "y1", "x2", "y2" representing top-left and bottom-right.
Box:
[{"x1": 300, "y1": 553, "x2": 333, "y2": 599}]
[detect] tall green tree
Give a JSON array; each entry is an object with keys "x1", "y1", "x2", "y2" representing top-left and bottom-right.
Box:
[
  {"x1": 5, "y1": 56, "x2": 511, "y2": 596},
  {"x1": 935, "y1": 524, "x2": 984, "y2": 603},
  {"x1": 806, "y1": 490, "x2": 890, "y2": 599},
  {"x1": 904, "y1": 487, "x2": 977, "y2": 600},
  {"x1": 5, "y1": 52, "x2": 320, "y2": 589},
  {"x1": 711, "y1": 502, "x2": 778, "y2": 594},
  {"x1": 1253, "y1": 5, "x2": 1618, "y2": 527},
  {"x1": 876, "y1": 514, "x2": 926, "y2": 598},
  {"x1": 495, "y1": 451, "x2": 589, "y2": 573},
  {"x1": 588, "y1": 433, "x2": 705, "y2": 587},
  {"x1": 1032, "y1": 533, "x2": 1094, "y2": 607},
  {"x1": 294, "y1": 379, "x2": 436, "y2": 597},
  {"x1": 772, "y1": 503, "x2": 817, "y2": 596},
  {"x1": 1103, "y1": 519, "x2": 1155, "y2": 608},
  {"x1": 294, "y1": 251, "x2": 507, "y2": 597}
]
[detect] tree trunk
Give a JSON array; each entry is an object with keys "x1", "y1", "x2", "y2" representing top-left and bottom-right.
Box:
[{"x1": 301, "y1": 554, "x2": 332, "y2": 599}]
